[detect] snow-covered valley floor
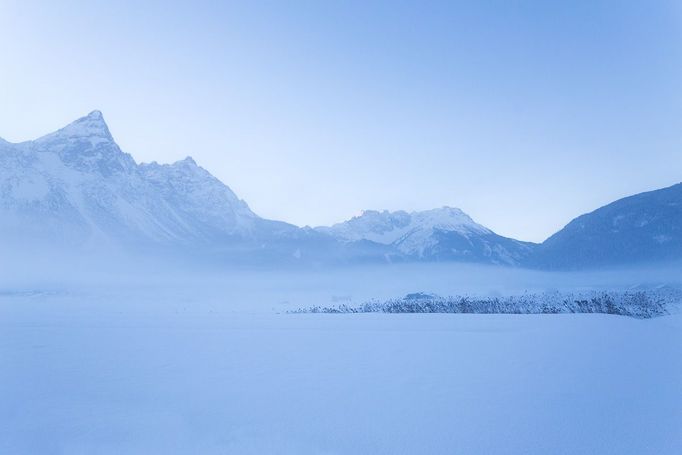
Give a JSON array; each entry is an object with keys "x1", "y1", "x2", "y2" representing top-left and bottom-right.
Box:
[{"x1": 2, "y1": 290, "x2": 681, "y2": 454}]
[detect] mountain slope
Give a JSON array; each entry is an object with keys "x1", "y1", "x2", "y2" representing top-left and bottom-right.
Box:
[
  {"x1": 533, "y1": 183, "x2": 682, "y2": 269},
  {"x1": 0, "y1": 111, "x2": 298, "y2": 254},
  {"x1": 1, "y1": 110, "x2": 541, "y2": 267},
  {"x1": 317, "y1": 207, "x2": 535, "y2": 265}
]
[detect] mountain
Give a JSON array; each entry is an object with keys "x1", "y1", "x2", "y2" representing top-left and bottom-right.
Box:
[
  {"x1": 316, "y1": 207, "x2": 535, "y2": 265},
  {"x1": 1, "y1": 111, "x2": 252, "y2": 244},
  {"x1": 533, "y1": 183, "x2": 682, "y2": 269},
  {"x1": 0, "y1": 110, "x2": 555, "y2": 268},
  {"x1": 0, "y1": 111, "x2": 333, "y2": 263}
]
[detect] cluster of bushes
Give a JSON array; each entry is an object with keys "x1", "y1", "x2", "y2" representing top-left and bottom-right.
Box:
[{"x1": 291, "y1": 289, "x2": 678, "y2": 319}]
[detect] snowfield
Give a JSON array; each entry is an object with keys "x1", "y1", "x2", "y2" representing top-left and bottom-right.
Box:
[{"x1": 1, "y1": 273, "x2": 681, "y2": 455}]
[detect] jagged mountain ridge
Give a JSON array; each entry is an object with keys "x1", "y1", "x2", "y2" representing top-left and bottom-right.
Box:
[
  {"x1": 0, "y1": 111, "x2": 537, "y2": 266},
  {"x1": 23, "y1": 110, "x2": 682, "y2": 269},
  {"x1": 316, "y1": 208, "x2": 534, "y2": 265},
  {"x1": 0, "y1": 111, "x2": 307, "y2": 252}
]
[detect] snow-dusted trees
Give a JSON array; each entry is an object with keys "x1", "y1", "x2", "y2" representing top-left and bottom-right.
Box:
[{"x1": 292, "y1": 290, "x2": 676, "y2": 319}]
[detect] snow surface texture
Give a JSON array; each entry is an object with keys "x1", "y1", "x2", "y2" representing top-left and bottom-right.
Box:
[
  {"x1": 1, "y1": 279, "x2": 681, "y2": 455},
  {"x1": 2, "y1": 263, "x2": 682, "y2": 454}
]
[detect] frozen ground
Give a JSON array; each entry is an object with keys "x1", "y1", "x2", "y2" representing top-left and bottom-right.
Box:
[{"x1": 1, "y1": 265, "x2": 682, "y2": 454}]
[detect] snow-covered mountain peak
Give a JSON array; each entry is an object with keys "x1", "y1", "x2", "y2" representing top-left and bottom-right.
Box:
[
  {"x1": 27, "y1": 110, "x2": 136, "y2": 175},
  {"x1": 177, "y1": 156, "x2": 197, "y2": 166},
  {"x1": 313, "y1": 206, "x2": 533, "y2": 264},
  {"x1": 1, "y1": 112, "x2": 268, "y2": 248},
  {"x1": 142, "y1": 156, "x2": 218, "y2": 183},
  {"x1": 36, "y1": 110, "x2": 113, "y2": 144},
  {"x1": 425, "y1": 206, "x2": 467, "y2": 217},
  {"x1": 356, "y1": 209, "x2": 411, "y2": 226},
  {"x1": 0, "y1": 111, "x2": 536, "y2": 265},
  {"x1": 409, "y1": 206, "x2": 489, "y2": 233},
  {"x1": 139, "y1": 156, "x2": 258, "y2": 233},
  {"x1": 317, "y1": 206, "x2": 490, "y2": 247}
]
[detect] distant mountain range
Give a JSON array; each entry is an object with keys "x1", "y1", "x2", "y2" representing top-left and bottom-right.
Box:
[
  {"x1": 0, "y1": 111, "x2": 331, "y2": 264},
  {"x1": 1, "y1": 111, "x2": 680, "y2": 269},
  {"x1": 316, "y1": 208, "x2": 534, "y2": 265}
]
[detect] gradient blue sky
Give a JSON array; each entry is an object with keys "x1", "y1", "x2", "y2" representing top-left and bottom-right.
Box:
[{"x1": 1, "y1": 0, "x2": 681, "y2": 242}]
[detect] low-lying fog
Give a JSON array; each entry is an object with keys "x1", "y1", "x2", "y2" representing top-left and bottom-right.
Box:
[{"x1": 3, "y1": 248, "x2": 682, "y2": 313}]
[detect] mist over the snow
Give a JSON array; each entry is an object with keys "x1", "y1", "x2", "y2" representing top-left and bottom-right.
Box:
[
  {"x1": 5, "y1": 238, "x2": 682, "y2": 316},
  {"x1": 3, "y1": 2, "x2": 682, "y2": 453}
]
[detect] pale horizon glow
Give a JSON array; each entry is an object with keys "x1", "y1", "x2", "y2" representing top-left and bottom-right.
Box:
[{"x1": 1, "y1": 1, "x2": 681, "y2": 242}]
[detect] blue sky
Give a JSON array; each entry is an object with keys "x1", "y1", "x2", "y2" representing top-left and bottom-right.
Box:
[{"x1": 1, "y1": 0, "x2": 681, "y2": 242}]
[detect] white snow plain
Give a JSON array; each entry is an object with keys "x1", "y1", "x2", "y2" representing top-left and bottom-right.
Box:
[{"x1": 1, "y1": 264, "x2": 681, "y2": 454}]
